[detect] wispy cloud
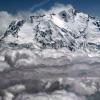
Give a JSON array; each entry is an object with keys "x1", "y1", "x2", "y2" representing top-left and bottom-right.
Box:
[{"x1": 30, "y1": 0, "x2": 50, "y2": 12}]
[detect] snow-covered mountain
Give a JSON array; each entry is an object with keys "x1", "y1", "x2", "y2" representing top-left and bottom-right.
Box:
[
  {"x1": 1, "y1": 5, "x2": 100, "y2": 100},
  {"x1": 0, "y1": 5, "x2": 100, "y2": 53}
]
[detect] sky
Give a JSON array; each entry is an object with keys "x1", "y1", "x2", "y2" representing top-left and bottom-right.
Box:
[{"x1": 0, "y1": 0, "x2": 100, "y2": 17}]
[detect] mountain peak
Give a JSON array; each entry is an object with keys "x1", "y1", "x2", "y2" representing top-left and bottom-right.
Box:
[{"x1": 0, "y1": 5, "x2": 100, "y2": 53}]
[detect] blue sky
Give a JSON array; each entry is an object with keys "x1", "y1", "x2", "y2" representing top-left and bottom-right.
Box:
[{"x1": 0, "y1": 0, "x2": 100, "y2": 17}]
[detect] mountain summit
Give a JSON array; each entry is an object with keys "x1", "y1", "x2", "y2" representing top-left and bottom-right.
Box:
[{"x1": 0, "y1": 5, "x2": 100, "y2": 53}]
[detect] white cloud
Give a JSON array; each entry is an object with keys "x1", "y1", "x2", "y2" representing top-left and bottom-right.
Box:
[{"x1": 0, "y1": 11, "x2": 14, "y2": 35}]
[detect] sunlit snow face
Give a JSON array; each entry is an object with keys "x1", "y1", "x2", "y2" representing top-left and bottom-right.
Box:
[{"x1": 52, "y1": 15, "x2": 65, "y2": 28}]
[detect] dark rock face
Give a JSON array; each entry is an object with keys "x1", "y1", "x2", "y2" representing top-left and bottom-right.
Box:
[{"x1": 0, "y1": 20, "x2": 25, "y2": 41}]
